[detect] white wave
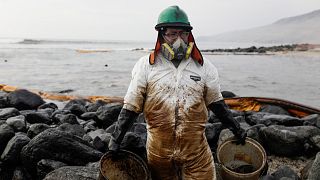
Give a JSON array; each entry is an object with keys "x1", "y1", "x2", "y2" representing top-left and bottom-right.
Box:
[{"x1": 0, "y1": 38, "x2": 24, "y2": 44}]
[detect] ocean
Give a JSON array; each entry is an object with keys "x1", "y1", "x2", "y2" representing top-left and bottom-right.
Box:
[{"x1": 0, "y1": 38, "x2": 319, "y2": 108}]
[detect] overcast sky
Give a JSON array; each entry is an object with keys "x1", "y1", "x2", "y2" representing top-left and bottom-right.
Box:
[{"x1": 0, "y1": 0, "x2": 319, "y2": 41}]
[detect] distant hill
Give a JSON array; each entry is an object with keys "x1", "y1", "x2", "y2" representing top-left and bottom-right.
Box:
[{"x1": 199, "y1": 9, "x2": 320, "y2": 44}]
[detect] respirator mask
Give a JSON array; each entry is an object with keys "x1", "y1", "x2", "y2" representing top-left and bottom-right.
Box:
[{"x1": 161, "y1": 37, "x2": 194, "y2": 61}]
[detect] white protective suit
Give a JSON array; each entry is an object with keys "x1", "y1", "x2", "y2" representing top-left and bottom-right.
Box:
[{"x1": 123, "y1": 53, "x2": 223, "y2": 180}]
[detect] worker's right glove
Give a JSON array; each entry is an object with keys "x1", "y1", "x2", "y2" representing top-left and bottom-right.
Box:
[{"x1": 108, "y1": 108, "x2": 139, "y2": 155}]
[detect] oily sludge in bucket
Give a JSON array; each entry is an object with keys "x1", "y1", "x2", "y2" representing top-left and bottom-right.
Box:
[
  {"x1": 99, "y1": 150, "x2": 151, "y2": 180},
  {"x1": 217, "y1": 138, "x2": 267, "y2": 180}
]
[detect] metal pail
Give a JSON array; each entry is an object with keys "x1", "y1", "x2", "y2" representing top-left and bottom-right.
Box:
[
  {"x1": 217, "y1": 138, "x2": 267, "y2": 180},
  {"x1": 99, "y1": 150, "x2": 151, "y2": 180}
]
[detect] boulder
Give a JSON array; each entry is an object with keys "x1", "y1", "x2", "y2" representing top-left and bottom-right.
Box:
[
  {"x1": 63, "y1": 99, "x2": 88, "y2": 109},
  {"x1": 63, "y1": 99, "x2": 89, "y2": 116},
  {"x1": 12, "y1": 166, "x2": 31, "y2": 180},
  {"x1": 37, "y1": 159, "x2": 67, "y2": 180},
  {"x1": 99, "y1": 133, "x2": 112, "y2": 147},
  {"x1": 230, "y1": 109, "x2": 245, "y2": 117},
  {"x1": 260, "y1": 125, "x2": 320, "y2": 156},
  {"x1": 221, "y1": 91, "x2": 237, "y2": 98},
  {"x1": 83, "y1": 120, "x2": 97, "y2": 133},
  {"x1": 38, "y1": 108, "x2": 55, "y2": 117},
  {"x1": 0, "y1": 95, "x2": 7, "y2": 108},
  {"x1": 260, "y1": 114, "x2": 303, "y2": 126},
  {"x1": 310, "y1": 135, "x2": 320, "y2": 150},
  {"x1": 86, "y1": 161, "x2": 99, "y2": 169},
  {"x1": 96, "y1": 103, "x2": 122, "y2": 128},
  {"x1": 83, "y1": 134, "x2": 93, "y2": 143},
  {"x1": 27, "y1": 123, "x2": 51, "y2": 139},
  {"x1": 51, "y1": 109, "x2": 71, "y2": 117},
  {"x1": 121, "y1": 132, "x2": 146, "y2": 159},
  {"x1": 80, "y1": 112, "x2": 98, "y2": 121},
  {"x1": 121, "y1": 132, "x2": 145, "y2": 150},
  {"x1": 300, "y1": 159, "x2": 314, "y2": 180},
  {"x1": 64, "y1": 104, "x2": 87, "y2": 117},
  {"x1": 0, "y1": 120, "x2": 5, "y2": 126},
  {"x1": 1, "y1": 133, "x2": 30, "y2": 165},
  {"x1": 303, "y1": 114, "x2": 320, "y2": 128},
  {"x1": 7, "y1": 89, "x2": 45, "y2": 110},
  {"x1": 0, "y1": 123, "x2": 15, "y2": 154},
  {"x1": 246, "y1": 112, "x2": 303, "y2": 126},
  {"x1": 57, "y1": 123, "x2": 85, "y2": 137},
  {"x1": 78, "y1": 118, "x2": 87, "y2": 126},
  {"x1": 271, "y1": 165, "x2": 300, "y2": 180},
  {"x1": 38, "y1": 102, "x2": 58, "y2": 110},
  {"x1": 86, "y1": 100, "x2": 108, "y2": 112},
  {"x1": 217, "y1": 129, "x2": 234, "y2": 147},
  {"x1": 24, "y1": 111, "x2": 52, "y2": 125},
  {"x1": 260, "y1": 175, "x2": 275, "y2": 180},
  {"x1": 21, "y1": 128, "x2": 103, "y2": 177},
  {"x1": 43, "y1": 166, "x2": 99, "y2": 180},
  {"x1": 245, "y1": 112, "x2": 271, "y2": 126},
  {"x1": 6, "y1": 115, "x2": 26, "y2": 132},
  {"x1": 87, "y1": 129, "x2": 107, "y2": 140},
  {"x1": 308, "y1": 152, "x2": 320, "y2": 180},
  {"x1": 55, "y1": 114, "x2": 79, "y2": 125},
  {"x1": 246, "y1": 124, "x2": 266, "y2": 144},
  {"x1": 19, "y1": 109, "x2": 35, "y2": 116},
  {"x1": 0, "y1": 107, "x2": 20, "y2": 120},
  {"x1": 234, "y1": 115, "x2": 246, "y2": 123},
  {"x1": 92, "y1": 136, "x2": 106, "y2": 152},
  {"x1": 259, "y1": 104, "x2": 290, "y2": 115}
]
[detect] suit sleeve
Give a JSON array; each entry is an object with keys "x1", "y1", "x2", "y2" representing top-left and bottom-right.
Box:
[
  {"x1": 123, "y1": 56, "x2": 148, "y2": 113},
  {"x1": 203, "y1": 59, "x2": 223, "y2": 106}
]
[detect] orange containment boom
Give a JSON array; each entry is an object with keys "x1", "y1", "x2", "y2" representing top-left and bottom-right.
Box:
[
  {"x1": 1, "y1": 84, "x2": 319, "y2": 117},
  {"x1": 0, "y1": 84, "x2": 123, "y2": 103},
  {"x1": 224, "y1": 97, "x2": 320, "y2": 118}
]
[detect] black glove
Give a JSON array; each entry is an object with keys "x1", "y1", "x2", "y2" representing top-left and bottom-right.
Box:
[
  {"x1": 233, "y1": 127, "x2": 247, "y2": 145},
  {"x1": 108, "y1": 108, "x2": 139, "y2": 154},
  {"x1": 208, "y1": 100, "x2": 246, "y2": 145}
]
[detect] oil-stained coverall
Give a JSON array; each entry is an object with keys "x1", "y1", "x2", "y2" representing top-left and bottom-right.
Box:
[
  {"x1": 109, "y1": 54, "x2": 245, "y2": 179},
  {"x1": 126, "y1": 53, "x2": 222, "y2": 179},
  {"x1": 108, "y1": 5, "x2": 246, "y2": 180}
]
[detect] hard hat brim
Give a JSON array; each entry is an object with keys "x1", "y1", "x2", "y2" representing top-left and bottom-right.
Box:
[{"x1": 155, "y1": 22, "x2": 193, "y2": 31}]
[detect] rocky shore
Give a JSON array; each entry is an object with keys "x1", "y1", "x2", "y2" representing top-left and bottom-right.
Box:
[
  {"x1": 201, "y1": 43, "x2": 320, "y2": 54},
  {"x1": 0, "y1": 89, "x2": 320, "y2": 179}
]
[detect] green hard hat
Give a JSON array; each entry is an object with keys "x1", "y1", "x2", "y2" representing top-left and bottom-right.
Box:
[{"x1": 155, "y1": 6, "x2": 193, "y2": 31}]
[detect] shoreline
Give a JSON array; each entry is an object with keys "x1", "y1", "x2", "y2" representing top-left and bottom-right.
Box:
[
  {"x1": 1, "y1": 87, "x2": 320, "y2": 179},
  {"x1": 200, "y1": 43, "x2": 320, "y2": 56}
]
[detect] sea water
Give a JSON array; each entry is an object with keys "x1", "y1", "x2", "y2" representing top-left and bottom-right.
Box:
[{"x1": 0, "y1": 38, "x2": 319, "y2": 108}]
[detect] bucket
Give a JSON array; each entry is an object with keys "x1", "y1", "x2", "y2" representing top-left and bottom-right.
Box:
[
  {"x1": 217, "y1": 138, "x2": 267, "y2": 180},
  {"x1": 99, "y1": 150, "x2": 151, "y2": 180}
]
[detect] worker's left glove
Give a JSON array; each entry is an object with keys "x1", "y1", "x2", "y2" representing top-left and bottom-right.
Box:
[
  {"x1": 208, "y1": 100, "x2": 247, "y2": 145},
  {"x1": 233, "y1": 127, "x2": 247, "y2": 145},
  {"x1": 108, "y1": 108, "x2": 139, "y2": 155}
]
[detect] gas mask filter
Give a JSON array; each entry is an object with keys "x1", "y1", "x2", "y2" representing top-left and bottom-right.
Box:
[{"x1": 161, "y1": 38, "x2": 194, "y2": 61}]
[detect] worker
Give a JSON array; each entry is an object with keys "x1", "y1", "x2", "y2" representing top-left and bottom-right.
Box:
[{"x1": 109, "y1": 5, "x2": 246, "y2": 180}]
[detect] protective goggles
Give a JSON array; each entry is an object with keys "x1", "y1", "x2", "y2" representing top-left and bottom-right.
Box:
[{"x1": 163, "y1": 31, "x2": 190, "y2": 40}]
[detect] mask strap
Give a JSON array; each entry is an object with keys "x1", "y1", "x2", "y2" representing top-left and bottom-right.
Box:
[
  {"x1": 185, "y1": 42, "x2": 194, "y2": 59},
  {"x1": 188, "y1": 32, "x2": 204, "y2": 66},
  {"x1": 161, "y1": 43, "x2": 175, "y2": 61}
]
